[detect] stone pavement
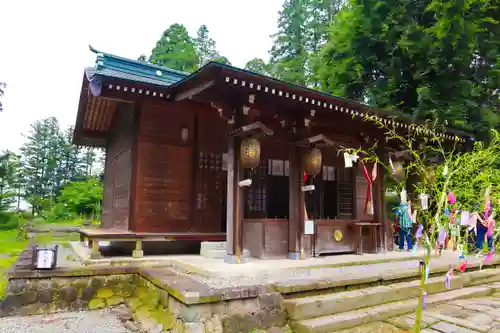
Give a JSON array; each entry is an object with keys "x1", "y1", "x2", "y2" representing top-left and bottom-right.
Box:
[{"x1": 337, "y1": 291, "x2": 500, "y2": 333}]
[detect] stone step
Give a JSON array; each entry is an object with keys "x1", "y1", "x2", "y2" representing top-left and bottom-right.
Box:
[
  {"x1": 200, "y1": 242, "x2": 250, "y2": 259},
  {"x1": 284, "y1": 274, "x2": 467, "y2": 320},
  {"x1": 291, "y1": 285, "x2": 494, "y2": 333}
]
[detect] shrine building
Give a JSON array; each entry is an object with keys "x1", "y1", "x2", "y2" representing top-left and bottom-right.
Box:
[{"x1": 73, "y1": 46, "x2": 471, "y2": 263}]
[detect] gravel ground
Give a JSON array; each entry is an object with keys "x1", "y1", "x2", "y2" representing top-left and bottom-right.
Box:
[{"x1": 0, "y1": 310, "x2": 128, "y2": 333}]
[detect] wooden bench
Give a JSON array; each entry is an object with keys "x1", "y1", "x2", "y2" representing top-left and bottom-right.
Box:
[{"x1": 77, "y1": 228, "x2": 226, "y2": 259}]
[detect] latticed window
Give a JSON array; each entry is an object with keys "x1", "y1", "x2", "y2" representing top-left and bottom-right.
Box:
[
  {"x1": 245, "y1": 160, "x2": 267, "y2": 216},
  {"x1": 338, "y1": 168, "x2": 354, "y2": 218}
]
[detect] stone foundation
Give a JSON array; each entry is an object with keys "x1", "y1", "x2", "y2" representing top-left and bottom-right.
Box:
[{"x1": 0, "y1": 273, "x2": 288, "y2": 333}]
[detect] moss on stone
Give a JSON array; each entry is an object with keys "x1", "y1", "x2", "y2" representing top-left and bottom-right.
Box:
[
  {"x1": 127, "y1": 297, "x2": 143, "y2": 311},
  {"x1": 96, "y1": 287, "x2": 114, "y2": 299},
  {"x1": 88, "y1": 298, "x2": 106, "y2": 310},
  {"x1": 134, "y1": 305, "x2": 152, "y2": 323},
  {"x1": 151, "y1": 308, "x2": 176, "y2": 330},
  {"x1": 106, "y1": 296, "x2": 123, "y2": 307}
]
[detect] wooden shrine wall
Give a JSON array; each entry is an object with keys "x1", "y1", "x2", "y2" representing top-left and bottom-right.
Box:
[
  {"x1": 133, "y1": 101, "x2": 195, "y2": 233},
  {"x1": 195, "y1": 106, "x2": 229, "y2": 233},
  {"x1": 101, "y1": 103, "x2": 134, "y2": 230}
]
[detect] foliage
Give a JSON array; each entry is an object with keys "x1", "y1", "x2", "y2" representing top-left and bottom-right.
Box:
[
  {"x1": 149, "y1": 24, "x2": 200, "y2": 72},
  {"x1": 57, "y1": 178, "x2": 102, "y2": 217},
  {"x1": 19, "y1": 117, "x2": 101, "y2": 215},
  {"x1": 244, "y1": 58, "x2": 273, "y2": 76},
  {"x1": 269, "y1": 0, "x2": 342, "y2": 87},
  {"x1": 343, "y1": 117, "x2": 500, "y2": 332},
  {"x1": 318, "y1": 0, "x2": 499, "y2": 140},
  {"x1": 0, "y1": 212, "x2": 21, "y2": 231},
  {"x1": 0, "y1": 151, "x2": 19, "y2": 211},
  {"x1": 147, "y1": 24, "x2": 231, "y2": 71},
  {"x1": 0, "y1": 82, "x2": 5, "y2": 112}
]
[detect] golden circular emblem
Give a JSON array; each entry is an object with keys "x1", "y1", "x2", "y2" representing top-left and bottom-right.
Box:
[{"x1": 334, "y1": 230, "x2": 343, "y2": 242}]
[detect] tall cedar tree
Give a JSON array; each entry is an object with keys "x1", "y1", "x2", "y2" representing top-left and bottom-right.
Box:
[
  {"x1": 317, "y1": 0, "x2": 499, "y2": 140},
  {"x1": 269, "y1": 0, "x2": 340, "y2": 86},
  {"x1": 149, "y1": 24, "x2": 199, "y2": 72}
]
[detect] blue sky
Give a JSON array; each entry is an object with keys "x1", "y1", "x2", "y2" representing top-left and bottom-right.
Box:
[{"x1": 0, "y1": 0, "x2": 283, "y2": 152}]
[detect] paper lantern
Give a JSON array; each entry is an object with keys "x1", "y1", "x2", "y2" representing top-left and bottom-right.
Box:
[
  {"x1": 240, "y1": 137, "x2": 261, "y2": 169},
  {"x1": 304, "y1": 148, "x2": 322, "y2": 176}
]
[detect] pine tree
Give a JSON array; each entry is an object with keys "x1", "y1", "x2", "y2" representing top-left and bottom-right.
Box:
[{"x1": 149, "y1": 24, "x2": 199, "y2": 72}]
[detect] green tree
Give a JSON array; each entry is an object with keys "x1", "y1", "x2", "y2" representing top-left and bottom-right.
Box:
[
  {"x1": 0, "y1": 151, "x2": 18, "y2": 211},
  {"x1": 194, "y1": 25, "x2": 231, "y2": 66},
  {"x1": 317, "y1": 0, "x2": 499, "y2": 139},
  {"x1": 269, "y1": 0, "x2": 310, "y2": 85},
  {"x1": 244, "y1": 58, "x2": 273, "y2": 76},
  {"x1": 149, "y1": 24, "x2": 199, "y2": 72},
  {"x1": 55, "y1": 178, "x2": 103, "y2": 219},
  {"x1": 0, "y1": 82, "x2": 6, "y2": 112}
]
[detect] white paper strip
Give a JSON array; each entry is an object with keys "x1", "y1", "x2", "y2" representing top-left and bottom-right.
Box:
[{"x1": 460, "y1": 211, "x2": 470, "y2": 226}]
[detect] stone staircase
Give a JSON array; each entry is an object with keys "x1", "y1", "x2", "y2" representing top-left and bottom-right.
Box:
[{"x1": 284, "y1": 268, "x2": 500, "y2": 333}]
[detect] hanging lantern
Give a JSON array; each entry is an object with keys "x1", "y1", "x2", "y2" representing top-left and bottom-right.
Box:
[
  {"x1": 240, "y1": 137, "x2": 261, "y2": 169},
  {"x1": 304, "y1": 148, "x2": 322, "y2": 176}
]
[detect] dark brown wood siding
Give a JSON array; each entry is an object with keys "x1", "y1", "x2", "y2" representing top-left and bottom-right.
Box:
[
  {"x1": 101, "y1": 103, "x2": 134, "y2": 230},
  {"x1": 133, "y1": 101, "x2": 194, "y2": 232}
]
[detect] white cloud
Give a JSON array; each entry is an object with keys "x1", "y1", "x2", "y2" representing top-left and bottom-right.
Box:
[{"x1": 0, "y1": 0, "x2": 282, "y2": 152}]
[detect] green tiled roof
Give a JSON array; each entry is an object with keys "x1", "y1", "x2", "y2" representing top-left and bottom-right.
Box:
[{"x1": 85, "y1": 45, "x2": 188, "y2": 87}]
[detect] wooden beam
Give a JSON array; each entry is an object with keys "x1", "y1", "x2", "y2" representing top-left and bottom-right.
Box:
[
  {"x1": 296, "y1": 134, "x2": 335, "y2": 147},
  {"x1": 175, "y1": 80, "x2": 215, "y2": 101},
  {"x1": 229, "y1": 121, "x2": 274, "y2": 137}
]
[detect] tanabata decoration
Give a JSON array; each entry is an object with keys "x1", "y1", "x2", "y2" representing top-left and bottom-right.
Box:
[
  {"x1": 303, "y1": 172, "x2": 308, "y2": 183},
  {"x1": 460, "y1": 211, "x2": 470, "y2": 226},
  {"x1": 371, "y1": 162, "x2": 378, "y2": 182},
  {"x1": 400, "y1": 188, "x2": 408, "y2": 204},
  {"x1": 443, "y1": 164, "x2": 448, "y2": 176},
  {"x1": 445, "y1": 265, "x2": 453, "y2": 289},
  {"x1": 459, "y1": 261, "x2": 467, "y2": 273},
  {"x1": 422, "y1": 291, "x2": 427, "y2": 309},
  {"x1": 425, "y1": 265, "x2": 430, "y2": 283},
  {"x1": 444, "y1": 207, "x2": 450, "y2": 217},
  {"x1": 438, "y1": 227, "x2": 447, "y2": 246},
  {"x1": 389, "y1": 156, "x2": 396, "y2": 175},
  {"x1": 448, "y1": 192, "x2": 456, "y2": 205},
  {"x1": 343, "y1": 152, "x2": 359, "y2": 168},
  {"x1": 419, "y1": 194, "x2": 429, "y2": 210},
  {"x1": 416, "y1": 224, "x2": 423, "y2": 239},
  {"x1": 361, "y1": 163, "x2": 374, "y2": 215},
  {"x1": 484, "y1": 251, "x2": 494, "y2": 265},
  {"x1": 487, "y1": 218, "x2": 494, "y2": 238},
  {"x1": 485, "y1": 200, "x2": 491, "y2": 219}
]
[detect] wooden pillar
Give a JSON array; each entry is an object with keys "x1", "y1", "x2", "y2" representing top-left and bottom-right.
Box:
[
  {"x1": 224, "y1": 135, "x2": 244, "y2": 263},
  {"x1": 288, "y1": 144, "x2": 304, "y2": 260}
]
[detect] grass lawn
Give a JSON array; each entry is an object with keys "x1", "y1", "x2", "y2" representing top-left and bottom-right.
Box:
[{"x1": 0, "y1": 218, "x2": 94, "y2": 299}]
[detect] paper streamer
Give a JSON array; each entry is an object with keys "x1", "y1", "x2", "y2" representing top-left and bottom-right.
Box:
[
  {"x1": 425, "y1": 265, "x2": 430, "y2": 282},
  {"x1": 371, "y1": 162, "x2": 377, "y2": 182},
  {"x1": 444, "y1": 207, "x2": 450, "y2": 217},
  {"x1": 415, "y1": 224, "x2": 423, "y2": 239},
  {"x1": 487, "y1": 219, "x2": 494, "y2": 238},
  {"x1": 484, "y1": 252, "x2": 494, "y2": 265},
  {"x1": 389, "y1": 156, "x2": 396, "y2": 175},
  {"x1": 400, "y1": 189, "x2": 407, "y2": 204},
  {"x1": 412, "y1": 246, "x2": 418, "y2": 256},
  {"x1": 448, "y1": 192, "x2": 456, "y2": 205},
  {"x1": 438, "y1": 227, "x2": 447, "y2": 245},
  {"x1": 443, "y1": 165, "x2": 448, "y2": 176},
  {"x1": 419, "y1": 194, "x2": 429, "y2": 210},
  {"x1": 460, "y1": 211, "x2": 470, "y2": 226},
  {"x1": 422, "y1": 291, "x2": 427, "y2": 309},
  {"x1": 485, "y1": 200, "x2": 491, "y2": 219},
  {"x1": 459, "y1": 261, "x2": 467, "y2": 273},
  {"x1": 459, "y1": 251, "x2": 465, "y2": 260},
  {"x1": 445, "y1": 267, "x2": 453, "y2": 289}
]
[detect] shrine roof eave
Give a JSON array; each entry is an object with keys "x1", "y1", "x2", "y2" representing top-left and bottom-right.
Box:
[{"x1": 168, "y1": 62, "x2": 474, "y2": 143}]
